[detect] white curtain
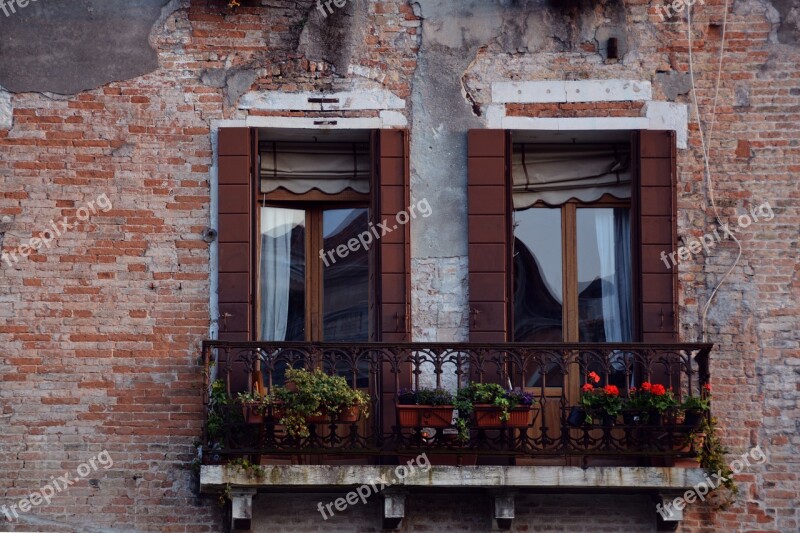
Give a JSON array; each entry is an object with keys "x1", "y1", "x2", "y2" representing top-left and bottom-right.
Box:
[
  {"x1": 260, "y1": 142, "x2": 370, "y2": 194},
  {"x1": 512, "y1": 144, "x2": 631, "y2": 208},
  {"x1": 595, "y1": 210, "x2": 623, "y2": 343},
  {"x1": 595, "y1": 209, "x2": 633, "y2": 376},
  {"x1": 259, "y1": 208, "x2": 301, "y2": 341}
]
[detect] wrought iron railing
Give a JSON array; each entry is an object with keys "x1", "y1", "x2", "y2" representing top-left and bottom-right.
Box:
[{"x1": 201, "y1": 341, "x2": 712, "y2": 464}]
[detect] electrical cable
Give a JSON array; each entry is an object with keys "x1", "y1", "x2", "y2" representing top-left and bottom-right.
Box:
[{"x1": 686, "y1": 0, "x2": 741, "y2": 342}]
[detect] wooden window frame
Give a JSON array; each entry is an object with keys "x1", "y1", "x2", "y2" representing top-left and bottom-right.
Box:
[
  {"x1": 514, "y1": 194, "x2": 632, "y2": 344},
  {"x1": 256, "y1": 198, "x2": 370, "y2": 342}
]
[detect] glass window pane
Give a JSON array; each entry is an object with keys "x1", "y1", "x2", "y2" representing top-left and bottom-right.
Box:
[
  {"x1": 576, "y1": 208, "x2": 632, "y2": 343},
  {"x1": 322, "y1": 208, "x2": 370, "y2": 343},
  {"x1": 259, "y1": 207, "x2": 306, "y2": 341},
  {"x1": 513, "y1": 208, "x2": 563, "y2": 343}
]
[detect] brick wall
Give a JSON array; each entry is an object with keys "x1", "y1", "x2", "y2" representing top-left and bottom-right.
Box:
[{"x1": 0, "y1": 0, "x2": 797, "y2": 532}]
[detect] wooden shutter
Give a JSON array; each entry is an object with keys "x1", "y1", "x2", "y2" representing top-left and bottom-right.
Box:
[
  {"x1": 467, "y1": 130, "x2": 510, "y2": 344},
  {"x1": 372, "y1": 129, "x2": 411, "y2": 433},
  {"x1": 373, "y1": 129, "x2": 411, "y2": 342},
  {"x1": 633, "y1": 130, "x2": 678, "y2": 342},
  {"x1": 217, "y1": 127, "x2": 256, "y2": 391}
]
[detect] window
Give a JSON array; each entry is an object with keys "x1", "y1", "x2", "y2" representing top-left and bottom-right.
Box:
[
  {"x1": 513, "y1": 201, "x2": 633, "y2": 344},
  {"x1": 216, "y1": 127, "x2": 411, "y2": 394},
  {"x1": 467, "y1": 128, "x2": 678, "y2": 392},
  {"x1": 257, "y1": 132, "x2": 372, "y2": 342}
]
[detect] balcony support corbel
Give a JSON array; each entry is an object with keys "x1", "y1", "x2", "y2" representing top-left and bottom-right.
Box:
[
  {"x1": 229, "y1": 488, "x2": 257, "y2": 532},
  {"x1": 382, "y1": 488, "x2": 407, "y2": 530},
  {"x1": 655, "y1": 491, "x2": 684, "y2": 532},
  {"x1": 493, "y1": 490, "x2": 515, "y2": 530}
]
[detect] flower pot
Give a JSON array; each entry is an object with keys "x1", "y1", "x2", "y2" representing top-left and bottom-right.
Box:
[
  {"x1": 473, "y1": 404, "x2": 534, "y2": 428},
  {"x1": 397, "y1": 405, "x2": 455, "y2": 428},
  {"x1": 567, "y1": 406, "x2": 586, "y2": 427},
  {"x1": 241, "y1": 402, "x2": 264, "y2": 425},
  {"x1": 682, "y1": 409, "x2": 705, "y2": 429},
  {"x1": 338, "y1": 405, "x2": 362, "y2": 423},
  {"x1": 648, "y1": 409, "x2": 663, "y2": 426},
  {"x1": 600, "y1": 413, "x2": 617, "y2": 427},
  {"x1": 306, "y1": 412, "x2": 330, "y2": 424}
]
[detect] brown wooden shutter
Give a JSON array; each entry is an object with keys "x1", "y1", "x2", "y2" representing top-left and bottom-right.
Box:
[
  {"x1": 468, "y1": 129, "x2": 510, "y2": 344},
  {"x1": 372, "y1": 129, "x2": 410, "y2": 433},
  {"x1": 633, "y1": 130, "x2": 678, "y2": 343},
  {"x1": 373, "y1": 129, "x2": 411, "y2": 342},
  {"x1": 217, "y1": 127, "x2": 255, "y2": 391}
]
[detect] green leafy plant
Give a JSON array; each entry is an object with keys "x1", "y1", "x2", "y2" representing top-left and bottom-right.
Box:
[
  {"x1": 275, "y1": 368, "x2": 370, "y2": 439},
  {"x1": 681, "y1": 383, "x2": 712, "y2": 412},
  {"x1": 236, "y1": 390, "x2": 274, "y2": 416},
  {"x1": 206, "y1": 379, "x2": 230, "y2": 441},
  {"x1": 397, "y1": 387, "x2": 453, "y2": 405},
  {"x1": 452, "y1": 383, "x2": 536, "y2": 442},
  {"x1": 696, "y1": 416, "x2": 738, "y2": 504}
]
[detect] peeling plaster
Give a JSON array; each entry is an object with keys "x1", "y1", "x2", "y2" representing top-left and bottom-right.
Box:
[
  {"x1": 0, "y1": 0, "x2": 175, "y2": 95},
  {"x1": 0, "y1": 87, "x2": 12, "y2": 130}
]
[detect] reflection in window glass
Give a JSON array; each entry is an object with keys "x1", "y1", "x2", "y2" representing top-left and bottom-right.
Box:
[
  {"x1": 513, "y1": 208, "x2": 563, "y2": 342},
  {"x1": 576, "y1": 208, "x2": 632, "y2": 343},
  {"x1": 259, "y1": 207, "x2": 306, "y2": 341},
  {"x1": 323, "y1": 208, "x2": 370, "y2": 343}
]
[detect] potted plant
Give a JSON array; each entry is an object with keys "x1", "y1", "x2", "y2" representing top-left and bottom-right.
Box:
[
  {"x1": 680, "y1": 383, "x2": 711, "y2": 429},
  {"x1": 453, "y1": 383, "x2": 537, "y2": 441},
  {"x1": 237, "y1": 390, "x2": 270, "y2": 424},
  {"x1": 274, "y1": 368, "x2": 370, "y2": 439},
  {"x1": 621, "y1": 381, "x2": 678, "y2": 425},
  {"x1": 577, "y1": 372, "x2": 622, "y2": 426},
  {"x1": 396, "y1": 387, "x2": 455, "y2": 428}
]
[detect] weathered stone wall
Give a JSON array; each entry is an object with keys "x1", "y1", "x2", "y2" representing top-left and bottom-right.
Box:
[{"x1": 0, "y1": 0, "x2": 797, "y2": 531}]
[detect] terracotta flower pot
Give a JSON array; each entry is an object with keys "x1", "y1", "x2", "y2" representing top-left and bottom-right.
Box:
[
  {"x1": 473, "y1": 404, "x2": 534, "y2": 428},
  {"x1": 241, "y1": 402, "x2": 264, "y2": 425},
  {"x1": 338, "y1": 405, "x2": 361, "y2": 423},
  {"x1": 397, "y1": 405, "x2": 455, "y2": 428}
]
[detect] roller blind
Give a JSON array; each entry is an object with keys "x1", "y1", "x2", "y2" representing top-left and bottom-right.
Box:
[
  {"x1": 511, "y1": 143, "x2": 631, "y2": 208},
  {"x1": 260, "y1": 142, "x2": 370, "y2": 194}
]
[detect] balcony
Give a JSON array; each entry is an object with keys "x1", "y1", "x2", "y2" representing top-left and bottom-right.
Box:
[
  {"x1": 200, "y1": 341, "x2": 712, "y2": 464},
  {"x1": 199, "y1": 341, "x2": 713, "y2": 530}
]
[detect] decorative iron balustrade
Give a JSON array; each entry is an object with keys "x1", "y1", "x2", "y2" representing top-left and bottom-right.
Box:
[{"x1": 201, "y1": 341, "x2": 712, "y2": 464}]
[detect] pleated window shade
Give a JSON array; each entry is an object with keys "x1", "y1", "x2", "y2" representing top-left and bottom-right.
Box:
[
  {"x1": 512, "y1": 144, "x2": 631, "y2": 208},
  {"x1": 260, "y1": 142, "x2": 370, "y2": 194}
]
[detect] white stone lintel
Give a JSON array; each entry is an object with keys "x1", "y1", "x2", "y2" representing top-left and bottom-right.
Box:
[
  {"x1": 239, "y1": 89, "x2": 406, "y2": 111},
  {"x1": 492, "y1": 80, "x2": 652, "y2": 104}
]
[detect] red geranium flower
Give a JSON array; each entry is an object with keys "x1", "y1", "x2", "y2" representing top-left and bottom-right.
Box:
[
  {"x1": 703, "y1": 383, "x2": 712, "y2": 393},
  {"x1": 581, "y1": 383, "x2": 594, "y2": 393},
  {"x1": 641, "y1": 382, "x2": 652, "y2": 391},
  {"x1": 603, "y1": 385, "x2": 619, "y2": 396},
  {"x1": 650, "y1": 384, "x2": 666, "y2": 396},
  {"x1": 630, "y1": 386, "x2": 637, "y2": 393},
  {"x1": 588, "y1": 371, "x2": 601, "y2": 384}
]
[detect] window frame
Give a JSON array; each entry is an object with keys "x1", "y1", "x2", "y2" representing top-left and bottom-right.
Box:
[
  {"x1": 512, "y1": 194, "x2": 632, "y2": 344},
  {"x1": 257, "y1": 198, "x2": 371, "y2": 342}
]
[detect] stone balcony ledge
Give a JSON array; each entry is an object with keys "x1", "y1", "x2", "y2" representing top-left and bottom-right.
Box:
[{"x1": 200, "y1": 464, "x2": 706, "y2": 492}]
